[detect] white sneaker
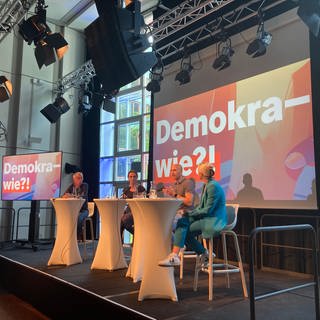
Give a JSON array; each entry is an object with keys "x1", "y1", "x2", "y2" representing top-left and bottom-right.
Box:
[
  {"x1": 199, "y1": 250, "x2": 216, "y2": 268},
  {"x1": 158, "y1": 253, "x2": 180, "y2": 267}
]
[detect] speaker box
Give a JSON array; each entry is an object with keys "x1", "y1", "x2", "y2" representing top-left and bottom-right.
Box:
[{"x1": 85, "y1": 1, "x2": 157, "y2": 93}]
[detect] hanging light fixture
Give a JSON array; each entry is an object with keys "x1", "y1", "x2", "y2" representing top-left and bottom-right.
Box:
[
  {"x1": 18, "y1": 0, "x2": 69, "y2": 69},
  {"x1": 146, "y1": 58, "x2": 164, "y2": 93},
  {"x1": 40, "y1": 95, "x2": 70, "y2": 123},
  {"x1": 246, "y1": 11, "x2": 272, "y2": 58},
  {"x1": 175, "y1": 47, "x2": 193, "y2": 85},
  {"x1": 212, "y1": 36, "x2": 234, "y2": 71}
]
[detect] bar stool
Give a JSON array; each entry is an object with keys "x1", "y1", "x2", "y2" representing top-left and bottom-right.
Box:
[
  {"x1": 82, "y1": 201, "x2": 95, "y2": 260},
  {"x1": 193, "y1": 204, "x2": 248, "y2": 300},
  {"x1": 179, "y1": 236, "x2": 207, "y2": 280}
]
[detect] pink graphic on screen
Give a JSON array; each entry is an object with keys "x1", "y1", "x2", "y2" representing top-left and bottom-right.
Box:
[
  {"x1": 2, "y1": 152, "x2": 62, "y2": 201},
  {"x1": 153, "y1": 59, "x2": 316, "y2": 209}
]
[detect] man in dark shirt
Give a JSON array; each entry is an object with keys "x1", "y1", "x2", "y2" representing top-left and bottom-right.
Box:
[
  {"x1": 165, "y1": 164, "x2": 195, "y2": 231},
  {"x1": 63, "y1": 172, "x2": 89, "y2": 240}
]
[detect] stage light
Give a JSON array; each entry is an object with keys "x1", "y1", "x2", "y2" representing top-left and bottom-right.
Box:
[
  {"x1": 0, "y1": 76, "x2": 13, "y2": 103},
  {"x1": 18, "y1": 0, "x2": 69, "y2": 69},
  {"x1": 297, "y1": 0, "x2": 320, "y2": 38},
  {"x1": 78, "y1": 92, "x2": 93, "y2": 116},
  {"x1": 175, "y1": 48, "x2": 193, "y2": 85},
  {"x1": 40, "y1": 96, "x2": 70, "y2": 123},
  {"x1": 247, "y1": 13, "x2": 272, "y2": 58},
  {"x1": 212, "y1": 37, "x2": 234, "y2": 71},
  {"x1": 146, "y1": 59, "x2": 164, "y2": 93}
]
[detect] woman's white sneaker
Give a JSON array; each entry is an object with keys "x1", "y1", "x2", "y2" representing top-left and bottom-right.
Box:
[{"x1": 158, "y1": 253, "x2": 180, "y2": 267}]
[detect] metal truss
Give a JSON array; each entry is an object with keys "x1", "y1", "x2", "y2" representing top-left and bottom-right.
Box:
[
  {"x1": 155, "y1": 0, "x2": 288, "y2": 61},
  {"x1": 148, "y1": 0, "x2": 235, "y2": 43},
  {"x1": 0, "y1": 0, "x2": 36, "y2": 43},
  {"x1": 56, "y1": 59, "x2": 96, "y2": 94},
  {"x1": 56, "y1": 0, "x2": 289, "y2": 92}
]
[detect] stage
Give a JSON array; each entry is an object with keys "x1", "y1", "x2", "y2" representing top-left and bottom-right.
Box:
[{"x1": 0, "y1": 242, "x2": 316, "y2": 319}]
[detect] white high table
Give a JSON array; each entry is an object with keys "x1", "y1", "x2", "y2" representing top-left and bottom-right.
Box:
[
  {"x1": 48, "y1": 198, "x2": 84, "y2": 266},
  {"x1": 91, "y1": 199, "x2": 127, "y2": 271},
  {"x1": 126, "y1": 198, "x2": 182, "y2": 301}
]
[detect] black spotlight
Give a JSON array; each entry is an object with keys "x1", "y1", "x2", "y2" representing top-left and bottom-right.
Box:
[
  {"x1": 0, "y1": 76, "x2": 13, "y2": 103},
  {"x1": 18, "y1": 0, "x2": 69, "y2": 69},
  {"x1": 175, "y1": 48, "x2": 193, "y2": 85},
  {"x1": 297, "y1": 0, "x2": 320, "y2": 38},
  {"x1": 40, "y1": 96, "x2": 70, "y2": 123},
  {"x1": 247, "y1": 13, "x2": 272, "y2": 58},
  {"x1": 212, "y1": 36, "x2": 234, "y2": 71},
  {"x1": 146, "y1": 59, "x2": 164, "y2": 93}
]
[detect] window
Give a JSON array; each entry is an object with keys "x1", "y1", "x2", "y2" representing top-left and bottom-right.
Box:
[
  {"x1": 116, "y1": 91, "x2": 142, "y2": 120},
  {"x1": 99, "y1": 74, "x2": 151, "y2": 197},
  {"x1": 117, "y1": 120, "x2": 140, "y2": 153},
  {"x1": 100, "y1": 123, "x2": 114, "y2": 157}
]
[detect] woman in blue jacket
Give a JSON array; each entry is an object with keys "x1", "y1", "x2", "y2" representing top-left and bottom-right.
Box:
[{"x1": 159, "y1": 162, "x2": 227, "y2": 267}]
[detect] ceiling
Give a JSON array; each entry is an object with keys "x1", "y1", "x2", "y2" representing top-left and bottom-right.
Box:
[
  {"x1": 38, "y1": 0, "x2": 299, "y2": 65},
  {"x1": 42, "y1": 0, "x2": 160, "y2": 31}
]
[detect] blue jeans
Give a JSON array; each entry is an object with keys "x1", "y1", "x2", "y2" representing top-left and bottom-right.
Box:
[
  {"x1": 78, "y1": 210, "x2": 89, "y2": 236},
  {"x1": 173, "y1": 217, "x2": 206, "y2": 255}
]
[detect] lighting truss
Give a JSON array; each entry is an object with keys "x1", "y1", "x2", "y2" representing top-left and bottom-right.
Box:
[
  {"x1": 154, "y1": 0, "x2": 288, "y2": 62},
  {"x1": 56, "y1": 59, "x2": 96, "y2": 94},
  {"x1": 148, "y1": 0, "x2": 235, "y2": 43},
  {"x1": 0, "y1": 0, "x2": 36, "y2": 43}
]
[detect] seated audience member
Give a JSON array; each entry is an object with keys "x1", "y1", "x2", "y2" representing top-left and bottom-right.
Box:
[
  {"x1": 120, "y1": 170, "x2": 145, "y2": 238},
  {"x1": 164, "y1": 164, "x2": 195, "y2": 232},
  {"x1": 63, "y1": 172, "x2": 89, "y2": 240},
  {"x1": 158, "y1": 162, "x2": 227, "y2": 267}
]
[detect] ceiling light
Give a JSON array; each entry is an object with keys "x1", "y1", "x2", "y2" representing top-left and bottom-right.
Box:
[
  {"x1": 146, "y1": 59, "x2": 164, "y2": 93},
  {"x1": 78, "y1": 92, "x2": 93, "y2": 116},
  {"x1": 247, "y1": 13, "x2": 272, "y2": 58},
  {"x1": 0, "y1": 76, "x2": 13, "y2": 103},
  {"x1": 40, "y1": 96, "x2": 70, "y2": 123},
  {"x1": 212, "y1": 36, "x2": 234, "y2": 71},
  {"x1": 175, "y1": 48, "x2": 193, "y2": 85},
  {"x1": 18, "y1": 0, "x2": 69, "y2": 69}
]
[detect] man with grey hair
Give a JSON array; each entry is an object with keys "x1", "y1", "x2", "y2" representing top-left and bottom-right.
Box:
[
  {"x1": 159, "y1": 162, "x2": 226, "y2": 267},
  {"x1": 63, "y1": 171, "x2": 89, "y2": 240},
  {"x1": 165, "y1": 164, "x2": 195, "y2": 232}
]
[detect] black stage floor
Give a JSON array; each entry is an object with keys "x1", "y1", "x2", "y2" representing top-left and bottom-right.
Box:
[{"x1": 0, "y1": 242, "x2": 317, "y2": 320}]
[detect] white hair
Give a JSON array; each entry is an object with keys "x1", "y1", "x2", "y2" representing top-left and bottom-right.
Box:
[
  {"x1": 198, "y1": 162, "x2": 215, "y2": 178},
  {"x1": 73, "y1": 172, "x2": 83, "y2": 180}
]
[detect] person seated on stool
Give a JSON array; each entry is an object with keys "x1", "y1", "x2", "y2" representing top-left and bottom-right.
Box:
[
  {"x1": 164, "y1": 164, "x2": 195, "y2": 233},
  {"x1": 62, "y1": 171, "x2": 89, "y2": 241},
  {"x1": 120, "y1": 170, "x2": 146, "y2": 240},
  {"x1": 158, "y1": 162, "x2": 227, "y2": 267}
]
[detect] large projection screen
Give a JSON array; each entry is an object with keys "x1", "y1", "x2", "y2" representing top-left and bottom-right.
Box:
[
  {"x1": 153, "y1": 58, "x2": 316, "y2": 209},
  {"x1": 1, "y1": 151, "x2": 62, "y2": 201}
]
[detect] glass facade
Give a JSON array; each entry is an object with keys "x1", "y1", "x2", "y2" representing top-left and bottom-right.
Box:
[{"x1": 99, "y1": 74, "x2": 151, "y2": 197}]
